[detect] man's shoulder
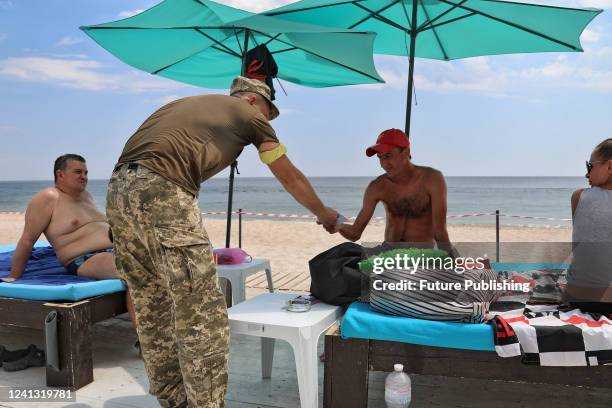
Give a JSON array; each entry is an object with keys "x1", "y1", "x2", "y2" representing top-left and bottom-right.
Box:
[
  {"x1": 192, "y1": 94, "x2": 261, "y2": 120},
  {"x1": 32, "y1": 187, "x2": 59, "y2": 204},
  {"x1": 370, "y1": 175, "x2": 387, "y2": 188},
  {"x1": 366, "y1": 175, "x2": 388, "y2": 195},
  {"x1": 27, "y1": 188, "x2": 59, "y2": 216},
  {"x1": 415, "y1": 166, "x2": 444, "y2": 182},
  {"x1": 417, "y1": 165, "x2": 443, "y2": 176},
  {"x1": 194, "y1": 94, "x2": 240, "y2": 105},
  {"x1": 183, "y1": 93, "x2": 229, "y2": 102},
  {"x1": 174, "y1": 94, "x2": 234, "y2": 109}
]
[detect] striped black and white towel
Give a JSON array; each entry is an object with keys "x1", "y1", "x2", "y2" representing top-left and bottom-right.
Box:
[
  {"x1": 492, "y1": 304, "x2": 612, "y2": 366},
  {"x1": 369, "y1": 267, "x2": 500, "y2": 323}
]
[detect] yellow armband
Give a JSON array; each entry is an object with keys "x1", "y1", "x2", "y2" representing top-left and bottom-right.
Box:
[{"x1": 259, "y1": 144, "x2": 288, "y2": 165}]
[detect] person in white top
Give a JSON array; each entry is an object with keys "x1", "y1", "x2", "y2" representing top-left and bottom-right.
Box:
[{"x1": 566, "y1": 138, "x2": 612, "y2": 313}]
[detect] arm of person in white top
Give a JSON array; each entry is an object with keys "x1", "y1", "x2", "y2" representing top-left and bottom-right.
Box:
[{"x1": 571, "y1": 188, "x2": 584, "y2": 219}]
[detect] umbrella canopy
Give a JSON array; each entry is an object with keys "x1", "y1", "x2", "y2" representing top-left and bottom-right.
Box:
[
  {"x1": 266, "y1": 0, "x2": 602, "y2": 132},
  {"x1": 80, "y1": 0, "x2": 384, "y2": 88},
  {"x1": 81, "y1": 0, "x2": 385, "y2": 248}
]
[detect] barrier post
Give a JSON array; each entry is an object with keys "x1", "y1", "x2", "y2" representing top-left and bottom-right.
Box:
[
  {"x1": 239, "y1": 208, "x2": 243, "y2": 249},
  {"x1": 496, "y1": 210, "x2": 500, "y2": 262}
]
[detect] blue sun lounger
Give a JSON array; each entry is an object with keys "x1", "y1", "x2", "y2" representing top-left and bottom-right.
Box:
[
  {"x1": 0, "y1": 244, "x2": 127, "y2": 389},
  {"x1": 0, "y1": 244, "x2": 126, "y2": 301},
  {"x1": 324, "y1": 263, "x2": 611, "y2": 407}
]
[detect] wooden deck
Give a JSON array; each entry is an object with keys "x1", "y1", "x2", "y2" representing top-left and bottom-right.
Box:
[{"x1": 2, "y1": 297, "x2": 612, "y2": 407}]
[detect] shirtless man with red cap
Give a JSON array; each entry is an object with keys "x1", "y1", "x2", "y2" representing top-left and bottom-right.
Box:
[{"x1": 334, "y1": 128, "x2": 451, "y2": 249}]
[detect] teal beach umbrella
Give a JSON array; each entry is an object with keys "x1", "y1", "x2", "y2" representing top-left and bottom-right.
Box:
[
  {"x1": 81, "y1": 0, "x2": 385, "y2": 247},
  {"x1": 266, "y1": 0, "x2": 603, "y2": 134},
  {"x1": 80, "y1": 0, "x2": 384, "y2": 88}
]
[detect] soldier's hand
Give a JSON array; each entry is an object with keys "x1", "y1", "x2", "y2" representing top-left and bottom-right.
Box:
[
  {"x1": 317, "y1": 207, "x2": 339, "y2": 230},
  {"x1": 1, "y1": 277, "x2": 16, "y2": 283},
  {"x1": 316, "y1": 218, "x2": 339, "y2": 233},
  {"x1": 323, "y1": 223, "x2": 340, "y2": 234}
]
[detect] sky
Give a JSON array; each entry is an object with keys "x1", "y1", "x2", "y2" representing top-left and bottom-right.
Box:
[{"x1": 0, "y1": 0, "x2": 611, "y2": 181}]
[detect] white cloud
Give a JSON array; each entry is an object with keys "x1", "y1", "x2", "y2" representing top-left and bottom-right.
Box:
[
  {"x1": 0, "y1": 33, "x2": 7, "y2": 43},
  {"x1": 515, "y1": 48, "x2": 612, "y2": 91},
  {"x1": 578, "y1": 0, "x2": 612, "y2": 8},
  {"x1": 361, "y1": 55, "x2": 510, "y2": 96},
  {"x1": 145, "y1": 95, "x2": 184, "y2": 105},
  {"x1": 516, "y1": 0, "x2": 611, "y2": 8},
  {"x1": 278, "y1": 107, "x2": 299, "y2": 115},
  {"x1": 117, "y1": 1, "x2": 297, "y2": 17},
  {"x1": 55, "y1": 36, "x2": 84, "y2": 47},
  {"x1": 361, "y1": 43, "x2": 612, "y2": 96},
  {"x1": 417, "y1": 58, "x2": 512, "y2": 97},
  {"x1": 221, "y1": 0, "x2": 612, "y2": 13},
  {"x1": 118, "y1": 9, "x2": 145, "y2": 18},
  {"x1": 217, "y1": 0, "x2": 297, "y2": 13},
  {"x1": 0, "y1": 125, "x2": 22, "y2": 137},
  {"x1": 0, "y1": 1, "x2": 13, "y2": 10},
  {"x1": 580, "y1": 28, "x2": 601, "y2": 43},
  {"x1": 45, "y1": 53, "x2": 89, "y2": 59},
  {"x1": 0, "y1": 57, "x2": 185, "y2": 93}
]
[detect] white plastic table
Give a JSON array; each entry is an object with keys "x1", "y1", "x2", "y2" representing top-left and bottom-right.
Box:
[
  {"x1": 216, "y1": 259, "x2": 273, "y2": 305},
  {"x1": 228, "y1": 293, "x2": 342, "y2": 408}
]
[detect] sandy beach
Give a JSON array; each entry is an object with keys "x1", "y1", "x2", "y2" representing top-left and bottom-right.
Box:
[{"x1": 0, "y1": 213, "x2": 572, "y2": 291}]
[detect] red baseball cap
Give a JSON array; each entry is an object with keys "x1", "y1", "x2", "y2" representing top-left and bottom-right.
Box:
[{"x1": 366, "y1": 128, "x2": 410, "y2": 157}]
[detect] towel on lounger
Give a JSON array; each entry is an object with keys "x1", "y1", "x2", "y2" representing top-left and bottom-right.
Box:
[{"x1": 0, "y1": 246, "x2": 95, "y2": 285}]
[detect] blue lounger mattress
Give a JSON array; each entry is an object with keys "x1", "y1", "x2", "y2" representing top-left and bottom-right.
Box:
[
  {"x1": 341, "y1": 302, "x2": 495, "y2": 351},
  {"x1": 0, "y1": 243, "x2": 126, "y2": 302},
  {"x1": 340, "y1": 263, "x2": 570, "y2": 350}
]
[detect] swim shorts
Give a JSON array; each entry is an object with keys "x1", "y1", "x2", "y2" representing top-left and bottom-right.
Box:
[{"x1": 65, "y1": 248, "x2": 113, "y2": 275}]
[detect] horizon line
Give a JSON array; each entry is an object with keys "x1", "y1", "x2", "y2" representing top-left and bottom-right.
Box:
[{"x1": 0, "y1": 175, "x2": 588, "y2": 183}]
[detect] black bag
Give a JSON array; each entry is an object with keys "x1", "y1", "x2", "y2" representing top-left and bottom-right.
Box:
[
  {"x1": 309, "y1": 242, "x2": 367, "y2": 306},
  {"x1": 245, "y1": 44, "x2": 278, "y2": 100}
]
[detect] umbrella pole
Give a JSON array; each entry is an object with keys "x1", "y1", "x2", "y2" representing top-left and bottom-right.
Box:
[
  {"x1": 404, "y1": 0, "x2": 419, "y2": 135},
  {"x1": 225, "y1": 29, "x2": 251, "y2": 248},
  {"x1": 241, "y1": 29, "x2": 250, "y2": 75},
  {"x1": 225, "y1": 161, "x2": 238, "y2": 248}
]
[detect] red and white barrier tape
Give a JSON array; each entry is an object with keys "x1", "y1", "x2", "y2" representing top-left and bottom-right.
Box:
[
  {"x1": 499, "y1": 213, "x2": 572, "y2": 222},
  {"x1": 198, "y1": 210, "x2": 571, "y2": 222},
  {"x1": 0, "y1": 210, "x2": 571, "y2": 222},
  {"x1": 235, "y1": 211, "x2": 317, "y2": 219},
  {"x1": 447, "y1": 212, "x2": 496, "y2": 219}
]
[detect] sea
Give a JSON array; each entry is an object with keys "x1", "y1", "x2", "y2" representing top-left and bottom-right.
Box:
[{"x1": 0, "y1": 177, "x2": 588, "y2": 226}]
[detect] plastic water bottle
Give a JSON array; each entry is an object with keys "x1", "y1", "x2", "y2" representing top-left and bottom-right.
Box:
[{"x1": 385, "y1": 363, "x2": 411, "y2": 408}]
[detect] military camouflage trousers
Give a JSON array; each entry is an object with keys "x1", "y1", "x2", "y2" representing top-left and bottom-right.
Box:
[{"x1": 106, "y1": 164, "x2": 229, "y2": 408}]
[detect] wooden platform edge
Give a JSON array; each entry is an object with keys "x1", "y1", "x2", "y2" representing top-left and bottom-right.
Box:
[
  {"x1": 323, "y1": 327, "x2": 612, "y2": 408},
  {"x1": 324, "y1": 323, "x2": 370, "y2": 408},
  {"x1": 0, "y1": 291, "x2": 127, "y2": 390}
]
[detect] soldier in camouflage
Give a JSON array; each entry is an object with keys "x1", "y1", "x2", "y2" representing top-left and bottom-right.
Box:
[{"x1": 106, "y1": 76, "x2": 339, "y2": 407}]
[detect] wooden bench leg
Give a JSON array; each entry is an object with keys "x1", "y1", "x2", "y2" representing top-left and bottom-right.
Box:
[
  {"x1": 45, "y1": 301, "x2": 93, "y2": 390},
  {"x1": 324, "y1": 328, "x2": 369, "y2": 408}
]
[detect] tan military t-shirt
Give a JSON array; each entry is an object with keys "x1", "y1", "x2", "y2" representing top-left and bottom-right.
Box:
[{"x1": 117, "y1": 94, "x2": 279, "y2": 196}]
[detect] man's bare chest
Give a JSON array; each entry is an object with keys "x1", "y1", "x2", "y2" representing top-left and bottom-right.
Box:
[
  {"x1": 47, "y1": 200, "x2": 107, "y2": 237},
  {"x1": 381, "y1": 185, "x2": 431, "y2": 218}
]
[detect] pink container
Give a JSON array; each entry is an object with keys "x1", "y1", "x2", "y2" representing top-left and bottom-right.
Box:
[{"x1": 213, "y1": 248, "x2": 252, "y2": 265}]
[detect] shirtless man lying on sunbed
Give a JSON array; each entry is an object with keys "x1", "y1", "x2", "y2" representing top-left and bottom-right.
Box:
[
  {"x1": 331, "y1": 129, "x2": 453, "y2": 254},
  {"x1": 2, "y1": 154, "x2": 135, "y2": 321}
]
